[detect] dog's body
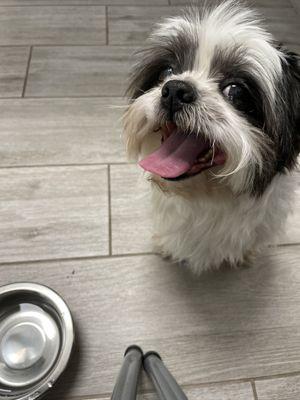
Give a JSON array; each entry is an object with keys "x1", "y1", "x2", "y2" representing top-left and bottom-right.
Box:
[
  {"x1": 150, "y1": 173, "x2": 293, "y2": 273},
  {"x1": 124, "y1": 1, "x2": 300, "y2": 273}
]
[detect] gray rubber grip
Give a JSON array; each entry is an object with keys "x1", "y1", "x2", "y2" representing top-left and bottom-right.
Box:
[
  {"x1": 110, "y1": 346, "x2": 143, "y2": 400},
  {"x1": 143, "y1": 352, "x2": 188, "y2": 400}
]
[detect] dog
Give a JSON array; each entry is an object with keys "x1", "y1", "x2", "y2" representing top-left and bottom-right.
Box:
[{"x1": 123, "y1": 0, "x2": 300, "y2": 274}]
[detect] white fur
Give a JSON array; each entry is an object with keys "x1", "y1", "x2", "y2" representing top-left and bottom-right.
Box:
[{"x1": 150, "y1": 173, "x2": 294, "y2": 273}]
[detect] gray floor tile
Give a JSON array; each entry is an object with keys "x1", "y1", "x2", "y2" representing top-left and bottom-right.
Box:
[
  {"x1": 0, "y1": 6, "x2": 105, "y2": 45},
  {"x1": 285, "y1": 43, "x2": 300, "y2": 53},
  {"x1": 139, "y1": 384, "x2": 255, "y2": 400},
  {"x1": 290, "y1": 0, "x2": 300, "y2": 12},
  {"x1": 282, "y1": 175, "x2": 300, "y2": 245},
  {"x1": 269, "y1": 22, "x2": 300, "y2": 45},
  {"x1": 0, "y1": 98, "x2": 126, "y2": 166},
  {"x1": 1, "y1": 247, "x2": 300, "y2": 397},
  {"x1": 260, "y1": 8, "x2": 300, "y2": 44},
  {"x1": 95, "y1": 382, "x2": 255, "y2": 400},
  {"x1": 108, "y1": 5, "x2": 299, "y2": 45},
  {"x1": 180, "y1": 384, "x2": 255, "y2": 400},
  {"x1": 26, "y1": 46, "x2": 136, "y2": 97},
  {"x1": 0, "y1": 166, "x2": 109, "y2": 262},
  {"x1": 108, "y1": 6, "x2": 180, "y2": 45},
  {"x1": 111, "y1": 165, "x2": 153, "y2": 255},
  {"x1": 256, "y1": 376, "x2": 300, "y2": 400},
  {"x1": 0, "y1": 46, "x2": 29, "y2": 97}
]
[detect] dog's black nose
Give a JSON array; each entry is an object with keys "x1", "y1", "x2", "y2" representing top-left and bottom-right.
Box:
[{"x1": 161, "y1": 80, "x2": 197, "y2": 115}]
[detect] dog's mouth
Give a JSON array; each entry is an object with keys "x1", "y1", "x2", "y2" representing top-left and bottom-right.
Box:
[{"x1": 139, "y1": 122, "x2": 226, "y2": 180}]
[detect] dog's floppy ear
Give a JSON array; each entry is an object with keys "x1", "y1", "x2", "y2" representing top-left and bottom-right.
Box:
[
  {"x1": 277, "y1": 43, "x2": 300, "y2": 84},
  {"x1": 125, "y1": 49, "x2": 148, "y2": 100},
  {"x1": 284, "y1": 48, "x2": 300, "y2": 137},
  {"x1": 285, "y1": 49, "x2": 300, "y2": 76},
  {"x1": 125, "y1": 47, "x2": 160, "y2": 100},
  {"x1": 284, "y1": 49, "x2": 300, "y2": 95},
  {"x1": 282, "y1": 47, "x2": 300, "y2": 94},
  {"x1": 275, "y1": 46, "x2": 300, "y2": 170}
]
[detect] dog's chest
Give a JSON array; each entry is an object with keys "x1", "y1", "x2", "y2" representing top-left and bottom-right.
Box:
[{"x1": 150, "y1": 175, "x2": 293, "y2": 271}]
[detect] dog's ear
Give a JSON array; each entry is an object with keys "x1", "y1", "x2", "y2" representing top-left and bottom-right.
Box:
[
  {"x1": 276, "y1": 43, "x2": 300, "y2": 82},
  {"x1": 283, "y1": 49, "x2": 300, "y2": 94},
  {"x1": 278, "y1": 47, "x2": 300, "y2": 167},
  {"x1": 283, "y1": 48, "x2": 300, "y2": 138},
  {"x1": 127, "y1": 48, "x2": 178, "y2": 101},
  {"x1": 126, "y1": 47, "x2": 163, "y2": 101},
  {"x1": 125, "y1": 50, "x2": 147, "y2": 100},
  {"x1": 285, "y1": 49, "x2": 300, "y2": 76}
]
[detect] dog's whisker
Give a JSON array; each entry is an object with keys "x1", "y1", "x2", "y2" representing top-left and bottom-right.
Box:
[{"x1": 211, "y1": 140, "x2": 216, "y2": 165}]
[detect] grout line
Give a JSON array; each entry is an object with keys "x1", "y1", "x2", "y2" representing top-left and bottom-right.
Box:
[
  {"x1": 252, "y1": 370, "x2": 300, "y2": 382},
  {"x1": 0, "y1": 95, "x2": 126, "y2": 99},
  {"x1": 21, "y1": 95, "x2": 128, "y2": 99},
  {"x1": 0, "y1": 162, "x2": 132, "y2": 169},
  {"x1": 0, "y1": 241, "x2": 297, "y2": 265},
  {"x1": 251, "y1": 380, "x2": 259, "y2": 400},
  {"x1": 290, "y1": 1, "x2": 300, "y2": 14},
  {"x1": 276, "y1": 242, "x2": 300, "y2": 248},
  {"x1": 51, "y1": 372, "x2": 300, "y2": 400},
  {"x1": 105, "y1": 5, "x2": 109, "y2": 45},
  {"x1": 0, "y1": 3, "x2": 179, "y2": 7},
  {"x1": 0, "y1": 4, "x2": 106, "y2": 7},
  {"x1": 0, "y1": 252, "x2": 157, "y2": 267},
  {"x1": 0, "y1": 96, "x2": 26, "y2": 100},
  {"x1": 107, "y1": 165, "x2": 112, "y2": 256},
  {"x1": 0, "y1": 44, "x2": 137, "y2": 47},
  {"x1": 21, "y1": 46, "x2": 33, "y2": 98},
  {"x1": 106, "y1": 3, "x2": 177, "y2": 7},
  {"x1": 0, "y1": 45, "x2": 36, "y2": 48}
]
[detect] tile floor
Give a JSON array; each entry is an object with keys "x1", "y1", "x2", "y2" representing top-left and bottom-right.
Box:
[{"x1": 0, "y1": 1, "x2": 299, "y2": 399}]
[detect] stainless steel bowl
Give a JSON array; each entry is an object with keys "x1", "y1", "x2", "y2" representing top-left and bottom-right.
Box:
[{"x1": 0, "y1": 283, "x2": 74, "y2": 400}]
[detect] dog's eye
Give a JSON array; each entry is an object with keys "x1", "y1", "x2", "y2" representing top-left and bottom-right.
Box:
[
  {"x1": 222, "y1": 83, "x2": 252, "y2": 113},
  {"x1": 222, "y1": 84, "x2": 244, "y2": 101},
  {"x1": 222, "y1": 82, "x2": 260, "y2": 120},
  {"x1": 158, "y1": 67, "x2": 173, "y2": 82}
]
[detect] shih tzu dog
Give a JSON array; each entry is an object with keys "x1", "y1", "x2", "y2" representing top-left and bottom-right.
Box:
[{"x1": 123, "y1": 0, "x2": 300, "y2": 273}]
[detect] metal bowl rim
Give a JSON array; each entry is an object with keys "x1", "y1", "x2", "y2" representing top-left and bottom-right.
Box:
[{"x1": 0, "y1": 282, "x2": 74, "y2": 400}]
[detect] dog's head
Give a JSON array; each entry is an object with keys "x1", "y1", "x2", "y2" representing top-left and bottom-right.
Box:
[{"x1": 123, "y1": 1, "x2": 300, "y2": 196}]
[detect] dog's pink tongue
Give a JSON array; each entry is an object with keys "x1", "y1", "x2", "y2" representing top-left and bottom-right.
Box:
[{"x1": 139, "y1": 130, "x2": 207, "y2": 178}]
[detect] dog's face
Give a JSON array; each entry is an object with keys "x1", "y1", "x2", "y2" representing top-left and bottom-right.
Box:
[{"x1": 124, "y1": 1, "x2": 300, "y2": 196}]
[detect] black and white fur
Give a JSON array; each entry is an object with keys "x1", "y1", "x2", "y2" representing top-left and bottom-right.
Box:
[{"x1": 123, "y1": 0, "x2": 300, "y2": 273}]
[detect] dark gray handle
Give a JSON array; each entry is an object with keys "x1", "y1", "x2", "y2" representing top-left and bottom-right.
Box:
[
  {"x1": 111, "y1": 345, "x2": 143, "y2": 400},
  {"x1": 143, "y1": 352, "x2": 188, "y2": 400}
]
